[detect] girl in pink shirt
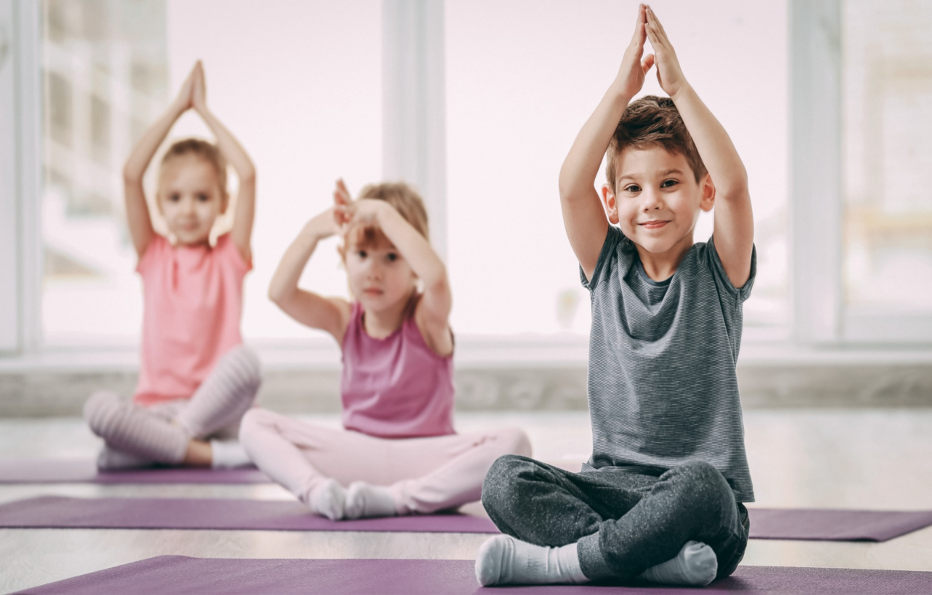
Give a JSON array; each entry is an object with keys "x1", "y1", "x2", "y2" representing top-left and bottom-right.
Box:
[
  {"x1": 83, "y1": 62, "x2": 260, "y2": 470},
  {"x1": 240, "y1": 180, "x2": 530, "y2": 520}
]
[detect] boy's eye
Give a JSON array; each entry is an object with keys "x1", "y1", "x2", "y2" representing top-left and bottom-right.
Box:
[
  {"x1": 168, "y1": 193, "x2": 181, "y2": 202},
  {"x1": 356, "y1": 250, "x2": 367, "y2": 259},
  {"x1": 197, "y1": 193, "x2": 209, "y2": 202},
  {"x1": 623, "y1": 184, "x2": 641, "y2": 194},
  {"x1": 386, "y1": 253, "x2": 398, "y2": 262},
  {"x1": 660, "y1": 179, "x2": 679, "y2": 188}
]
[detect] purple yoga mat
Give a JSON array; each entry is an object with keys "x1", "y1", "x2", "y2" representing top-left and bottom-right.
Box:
[
  {"x1": 0, "y1": 495, "x2": 498, "y2": 533},
  {"x1": 747, "y1": 507, "x2": 932, "y2": 542},
  {"x1": 0, "y1": 458, "x2": 270, "y2": 484},
  {"x1": 20, "y1": 556, "x2": 932, "y2": 594},
  {"x1": 2, "y1": 496, "x2": 931, "y2": 541}
]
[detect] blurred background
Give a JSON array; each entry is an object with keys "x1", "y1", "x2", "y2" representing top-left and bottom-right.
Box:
[{"x1": 1, "y1": 0, "x2": 930, "y2": 414}]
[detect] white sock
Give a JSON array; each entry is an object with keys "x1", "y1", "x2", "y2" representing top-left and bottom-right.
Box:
[
  {"x1": 638, "y1": 540, "x2": 718, "y2": 586},
  {"x1": 96, "y1": 446, "x2": 153, "y2": 470},
  {"x1": 209, "y1": 440, "x2": 252, "y2": 469},
  {"x1": 344, "y1": 481, "x2": 397, "y2": 519},
  {"x1": 310, "y1": 479, "x2": 346, "y2": 521},
  {"x1": 475, "y1": 535, "x2": 588, "y2": 586}
]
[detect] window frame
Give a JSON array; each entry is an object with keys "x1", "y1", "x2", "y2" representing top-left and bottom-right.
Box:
[{"x1": 4, "y1": 0, "x2": 929, "y2": 363}]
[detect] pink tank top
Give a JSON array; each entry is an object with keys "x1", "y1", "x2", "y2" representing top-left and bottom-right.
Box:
[{"x1": 340, "y1": 300, "x2": 455, "y2": 438}]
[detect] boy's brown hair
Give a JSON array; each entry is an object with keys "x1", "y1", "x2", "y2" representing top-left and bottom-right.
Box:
[
  {"x1": 341, "y1": 182, "x2": 430, "y2": 254},
  {"x1": 605, "y1": 95, "x2": 707, "y2": 188},
  {"x1": 159, "y1": 138, "x2": 228, "y2": 198}
]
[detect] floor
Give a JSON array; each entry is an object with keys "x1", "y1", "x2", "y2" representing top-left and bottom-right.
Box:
[{"x1": 1, "y1": 408, "x2": 931, "y2": 593}]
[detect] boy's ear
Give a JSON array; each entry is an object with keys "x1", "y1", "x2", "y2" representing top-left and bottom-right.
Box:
[
  {"x1": 699, "y1": 174, "x2": 715, "y2": 212},
  {"x1": 601, "y1": 184, "x2": 620, "y2": 224}
]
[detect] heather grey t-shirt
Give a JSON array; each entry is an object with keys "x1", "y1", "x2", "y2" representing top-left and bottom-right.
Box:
[{"x1": 581, "y1": 225, "x2": 755, "y2": 502}]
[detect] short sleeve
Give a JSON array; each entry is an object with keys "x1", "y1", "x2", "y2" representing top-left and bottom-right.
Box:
[
  {"x1": 580, "y1": 226, "x2": 622, "y2": 291},
  {"x1": 214, "y1": 233, "x2": 252, "y2": 275},
  {"x1": 135, "y1": 235, "x2": 168, "y2": 276},
  {"x1": 706, "y1": 235, "x2": 756, "y2": 303}
]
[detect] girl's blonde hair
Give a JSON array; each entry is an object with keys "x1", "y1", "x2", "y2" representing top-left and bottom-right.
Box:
[
  {"x1": 341, "y1": 182, "x2": 430, "y2": 254},
  {"x1": 158, "y1": 138, "x2": 228, "y2": 198}
]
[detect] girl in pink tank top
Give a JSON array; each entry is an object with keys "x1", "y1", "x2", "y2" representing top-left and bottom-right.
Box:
[
  {"x1": 83, "y1": 62, "x2": 261, "y2": 471},
  {"x1": 241, "y1": 180, "x2": 530, "y2": 520}
]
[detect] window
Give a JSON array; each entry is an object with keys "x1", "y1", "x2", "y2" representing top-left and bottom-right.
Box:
[
  {"x1": 444, "y1": 0, "x2": 788, "y2": 338},
  {"x1": 38, "y1": 0, "x2": 383, "y2": 347},
  {"x1": 842, "y1": 1, "x2": 932, "y2": 320}
]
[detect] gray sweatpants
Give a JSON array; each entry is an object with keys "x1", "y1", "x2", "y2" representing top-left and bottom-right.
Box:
[{"x1": 481, "y1": 455, "x2": 749, "y2": 583}]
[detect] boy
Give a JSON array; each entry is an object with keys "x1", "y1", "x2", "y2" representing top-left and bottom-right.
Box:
[{"x1": 476, "y1": 4, "x2": 755, "y2": 587}]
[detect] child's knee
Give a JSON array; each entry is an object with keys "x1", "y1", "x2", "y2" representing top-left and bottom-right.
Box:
[
  {"x1": 237, "y1": 408, "x2": 274, "y2": 445},
  {"x1": 666, "y1": 461, "x2": 734, "y2": 520},
  {"x1": 497, "y1": 427, "x2": 533, "y2": 458},
  {"x1": 83, "y1": 391, "x2": 122, "y2": 434},
  {"x1": 226, "y1": 345, "x2": 263, "y2": 390},
  {"x1": 481, "y1": 454, "x2": 530, "y2": 508}
]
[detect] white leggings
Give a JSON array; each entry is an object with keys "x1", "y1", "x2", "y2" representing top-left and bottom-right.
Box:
[{"x1": 239, "y1": 408, "x2": 532, "y2": 514}]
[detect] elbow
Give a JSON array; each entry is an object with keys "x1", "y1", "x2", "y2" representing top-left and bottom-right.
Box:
[
  {"x1": 422, "y1": 265, "x2": 450, "y2": 298},
  {"x1": 122, "y1": 165, "x2": 142, "y2": 186},
  {"x1": 267, "y1": 283, "x2": 287, "y2": 307},
  {"x1": 238, "y1": 167, "x2": 257, "y2": 186}
]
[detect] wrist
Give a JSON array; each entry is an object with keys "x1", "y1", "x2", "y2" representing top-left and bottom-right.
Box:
[{"x1": 668, "y1": 81, "x2": 694, "y2": 104}]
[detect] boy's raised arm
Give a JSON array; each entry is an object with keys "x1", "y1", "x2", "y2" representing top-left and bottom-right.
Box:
[
  {"x1": 122, "y1": 64, "x2": 197, "y2": 259},
  {"x1": 645, "y1": 7, "x2": 754, "y2": 287},
  {"x1": 558, "y1": 4, "x2": 654, "y2": 281},
  {"x1": 191, "y1": 61, "x2": 257, "y2": 264}
]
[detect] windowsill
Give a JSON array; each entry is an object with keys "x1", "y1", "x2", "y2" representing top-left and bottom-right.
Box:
[{"x1": 1, "y1": 335, "x2": 931, "y2": 373}]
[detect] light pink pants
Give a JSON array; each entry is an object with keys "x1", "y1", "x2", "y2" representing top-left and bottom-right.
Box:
[{"x1": 239, "y1": 408, "x2": 532, "y2": 514}]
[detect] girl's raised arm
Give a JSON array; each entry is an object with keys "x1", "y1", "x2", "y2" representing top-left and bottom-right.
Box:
[
  {"x1": 334, "y1": 180, "x2": 453, "y2": 357},
  {"x1": 268, "y1": 208, "x2": 352, "y2": 345},
  {"x1": 191, "y1": 61, "x2": 256, "y2": 264},
  {"x1": 123, "y1": 64, "x2": 197, "y2": 258}
]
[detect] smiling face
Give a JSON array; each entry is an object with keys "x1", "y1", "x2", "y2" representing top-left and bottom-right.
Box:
[
  {"x1": 157, "y1": 155, "x2": 227, "y2": 246},
  {"x1": 603, "y1": 145, "x2": 714, "y2": 264},
  {"x1": 343, "y1": 226, "x2": 418, "y2": 314}
]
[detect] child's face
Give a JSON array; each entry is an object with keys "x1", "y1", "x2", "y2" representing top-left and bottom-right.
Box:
[
  {"x1": 603, "y1": 145, "x2": 713, "y2": 257},
  {"x1": 157, "y1": 155, "x2": 226, "y2": 246},
  {"x1": 343, "y1": 229, "x2": 417, "y2": 313}
]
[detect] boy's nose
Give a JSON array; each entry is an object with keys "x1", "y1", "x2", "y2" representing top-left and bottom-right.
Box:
[{"x1": 642, "y1": 191, "x2": 662, "y2": 210}]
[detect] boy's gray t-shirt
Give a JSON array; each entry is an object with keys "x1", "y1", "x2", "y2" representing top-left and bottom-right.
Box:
[{"x1": 581, "y1": 225, "x2": 755, "y2": 502}]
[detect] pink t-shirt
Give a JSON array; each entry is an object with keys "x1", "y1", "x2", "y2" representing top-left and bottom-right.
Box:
[
  {"x1": 133, "y1": 234, "x2": 250, "y2": 406},
  {"x1": 340, "y1": 300, "x2": 455, "y2": 438}
]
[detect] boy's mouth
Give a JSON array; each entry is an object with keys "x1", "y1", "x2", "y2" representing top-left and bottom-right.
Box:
[{"x1": 639, "y1": 220, "x2": 669, "y2": 229}]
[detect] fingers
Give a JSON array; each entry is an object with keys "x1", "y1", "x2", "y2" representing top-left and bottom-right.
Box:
[
  {"x1": 644, "y1": 5, "x2": 669, "y2": 49},
  {"x1": 629, "y1": 3, "x2": 647, "y2": 49},
  {"x1": 333, "y1": 178, "x2": 352, "y2": 205},
  {"x1": 641, "y1": 54, "x2": 655, "y2": 74}
]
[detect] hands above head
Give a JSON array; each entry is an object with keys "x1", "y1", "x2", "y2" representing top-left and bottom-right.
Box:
[
  {"x1": 644, "y1": 5, "x2": 689, "y2": 99},
  {"x1": 191, "y1": 60, "x2": 208, "y2": 115},
  {"x1": 171, "y1": 60, "x2": 208, "y2": 115},
  {"x1": 613, "y1": 4, "x2": 654, "y2": 98},
  {"x1": 332, "y1": 178, "x2": 384, "y2": 229},
  {"x1": 612, "y1": 4, "x2": 690, "y2": 101}
]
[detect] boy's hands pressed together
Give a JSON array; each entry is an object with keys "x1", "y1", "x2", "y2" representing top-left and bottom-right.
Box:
[
  {"x1": 612, "y1": 4, "x2": 655, "y2": 98},
  {"x1": 644, "y1": 6, "x2": 688, "y2": 99}
]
